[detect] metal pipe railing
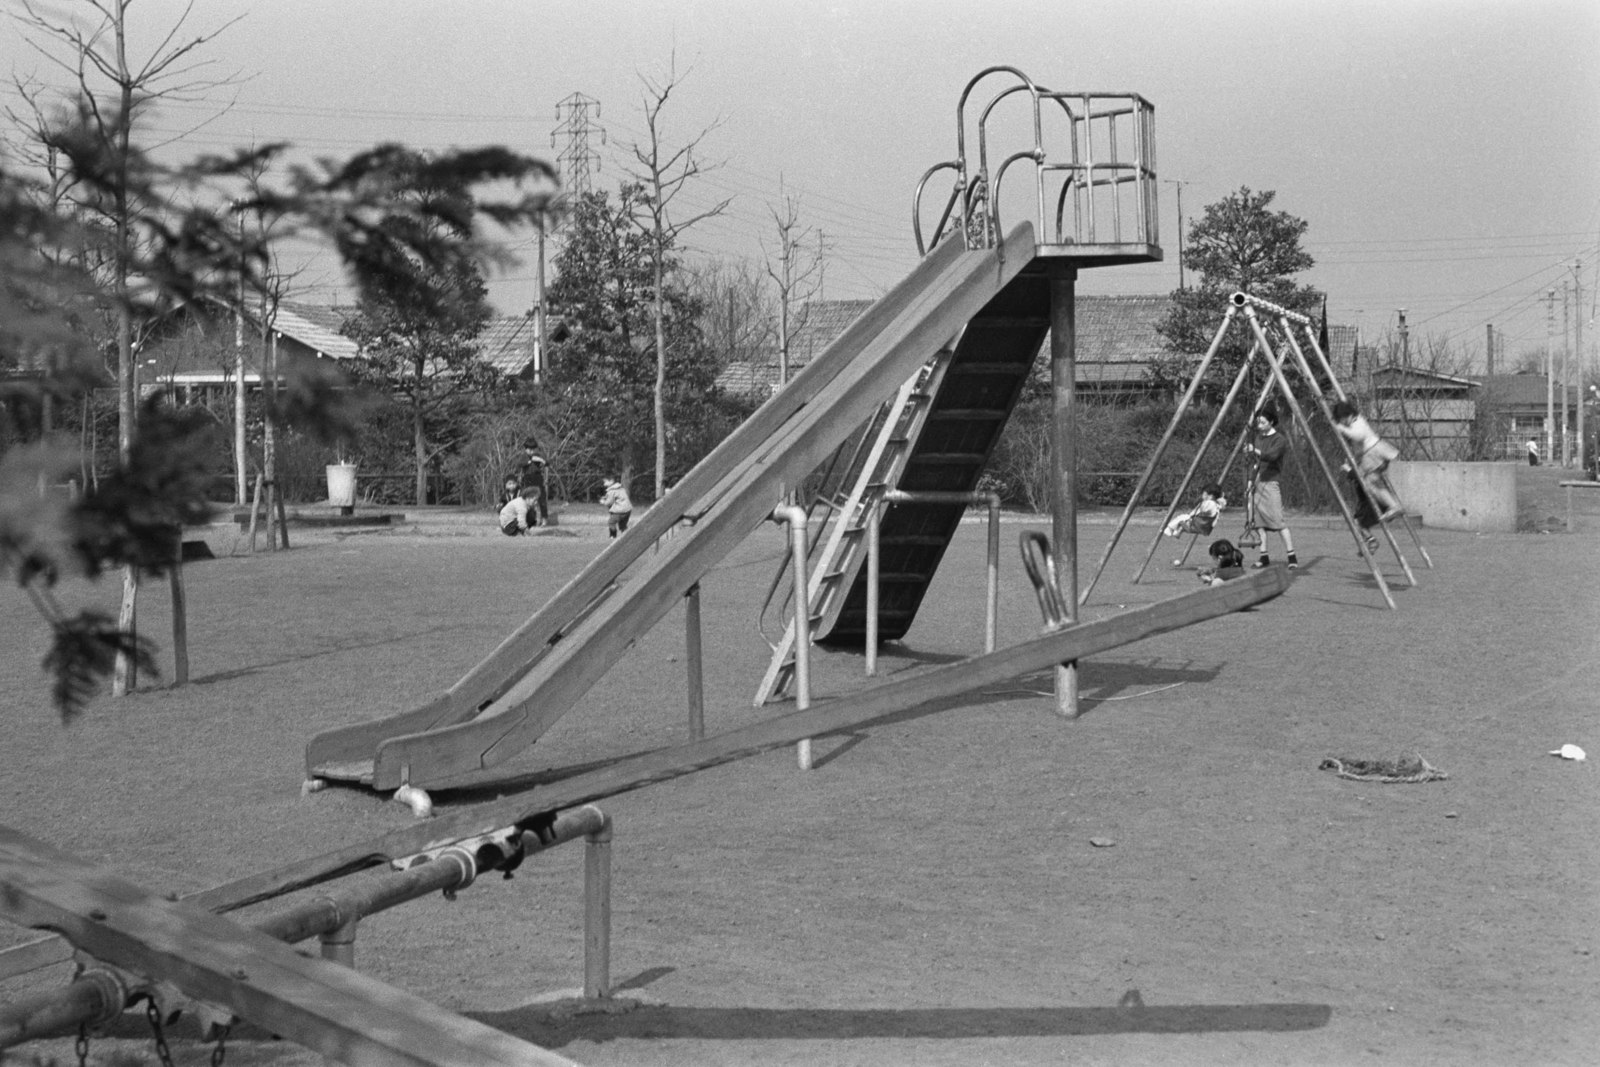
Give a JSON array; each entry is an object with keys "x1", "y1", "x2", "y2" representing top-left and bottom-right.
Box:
[
  {"x1": 771, "y1": 505, "x2": 814, "y2": 769},
  {"x1": 881, "y1": 490, "x2": 1001, "y2": 656},
  {"x1": 0, "y1": 969, "x2": 125, "y2": 1049},
  {"x1": 0, "y1": 807, "x2": 615, "y2": 1049}
]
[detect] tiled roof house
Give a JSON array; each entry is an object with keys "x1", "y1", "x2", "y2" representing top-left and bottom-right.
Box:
[
  {"x1": 1069, "y1": 294, "x2": 1172, "y2": 400},
  {"x1": 473, "y1": 315, "x2": 539, "y2": 377},
  {"x1": 718, "y1": 295, "x2": 1188, "y2": 401},
  {"x1": 714, "y1": 292, "x2": 1369, "y2": 406},
  {"x1": 715, "y1": 299, "x2": 875, "y2": 399},
  {"x1": 140, "y1": 301, "x2": 545, "y2": 397}
]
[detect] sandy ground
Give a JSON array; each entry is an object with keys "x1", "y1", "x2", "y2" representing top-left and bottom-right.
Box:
[{"x1": 2, "y1": 469, "x2": 1598, "y2": 1067}]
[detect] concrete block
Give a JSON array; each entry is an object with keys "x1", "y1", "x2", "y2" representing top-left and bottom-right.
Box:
[{"x1": 1385, "y1": 461, "x2": 1516, "y2": 532}]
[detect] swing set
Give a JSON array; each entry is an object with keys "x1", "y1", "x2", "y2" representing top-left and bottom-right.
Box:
[{"x1": 1082, "y1": 291, "x2": 1431, "y2": 611}]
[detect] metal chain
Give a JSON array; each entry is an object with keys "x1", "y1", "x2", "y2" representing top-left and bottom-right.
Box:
[
  {"x1": 210, "y1": 1023, "x2": 231, "y2": 1067},
  {"x1": 75, "y1": 1023, "x2": 90, "y2": 1067},
  {"x1": 144, "y1": 997, "x2": 175, "y2": 1067}
]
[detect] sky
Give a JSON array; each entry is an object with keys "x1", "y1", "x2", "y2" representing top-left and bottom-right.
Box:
[{"x1": 4, "y1": 0, "x2": 1598, "y2": 371}]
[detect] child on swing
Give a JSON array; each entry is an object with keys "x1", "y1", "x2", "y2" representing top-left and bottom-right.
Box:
[{"x1": 1164, "y1": 482, "x2": 1227, "y2": 538}]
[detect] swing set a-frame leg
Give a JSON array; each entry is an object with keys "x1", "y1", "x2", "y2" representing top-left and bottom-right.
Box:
[
  {"x1": 1079, "y1": 305, "x2": 1242, "y2": 605},
  {"x1": 1273, "y1": 303, "x2": 1427, "y2": 585},
  {"x1": 1278, "y1": 304, "x2": 1431, "y2": 572},
  {"x1": 1131, "y1": 354, "x2": 1273, "y2": 583},
  {"x1": 1239, "y1": 301, "x2": 1398, "y2": 609},
  {"x1": 1375, "y1": 469, "x2": 1432, "y2": 567}
]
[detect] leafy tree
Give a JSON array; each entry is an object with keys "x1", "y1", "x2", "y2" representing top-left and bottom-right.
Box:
[
  {"x1": 4, "y1": 102, "x2": 554, "y2": 720},
  {"x1": 338, "y1": 149, "x2": 498, "y2": 504},
  {"x1": 8, "y1": 0, "x2": 246, "y2": 694},
  {"x1": 544, "y1": 187, "x2": 740, "y2": 496},
  {"x1": 1149, "y1": 186, "x2": 1322, "y2": 401}
]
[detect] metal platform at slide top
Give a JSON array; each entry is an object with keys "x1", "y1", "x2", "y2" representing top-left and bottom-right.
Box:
[{"x1": 304, "y1": 223, "x2": 1042, "y2": 792}]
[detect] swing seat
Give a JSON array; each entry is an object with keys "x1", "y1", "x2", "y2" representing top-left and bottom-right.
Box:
[{"x1": 1237, "y1": 527, "x2": 1261, "y2": 549}]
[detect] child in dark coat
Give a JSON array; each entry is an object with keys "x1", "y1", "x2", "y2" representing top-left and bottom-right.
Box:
[{"x1": 1197, "y1": 538, "x2": 1246, "y2": 586}]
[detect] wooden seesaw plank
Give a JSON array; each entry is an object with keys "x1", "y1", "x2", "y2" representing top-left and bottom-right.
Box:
[
  {"x1": 0, "y1": 826, "x2": 581, "y2": 1067},
  {"x1": 193, "y1": 565, "x2": 1290, "y2": 914}
]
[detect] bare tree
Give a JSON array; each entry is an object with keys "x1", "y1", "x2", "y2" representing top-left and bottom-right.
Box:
[
  {"x1": 762, "y1": 186, "x2": 825, "y2": 386},
  {"x1": 623, "y1": 56, "x2": 732, "y2": 500},
  {"x1": 689, "y1": 257, "x2": 774, "y2": 371},
  {"x1": 12, "y1": 0, "x2": 240, "y2": 695}
]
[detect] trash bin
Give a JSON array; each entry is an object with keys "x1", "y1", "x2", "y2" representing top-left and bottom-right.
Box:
[{"x1": 326, "y1": 463, "x2": 358, "y2": 509}]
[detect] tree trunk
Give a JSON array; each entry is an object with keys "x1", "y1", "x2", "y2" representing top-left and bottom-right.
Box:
[
  {"x1": 653, "y1": 255, "x2": 667, "y2": 502},
  {"x1": 111, "y1": 9, "x2": 138, "y2": 697},
  {"x1": 414, "y1": 356, "x2": 428, "y2": 506}
]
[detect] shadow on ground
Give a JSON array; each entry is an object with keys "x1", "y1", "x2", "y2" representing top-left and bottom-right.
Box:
[{"x1": 473, "y1": 991, "x2": 1332, "y2": 1048}]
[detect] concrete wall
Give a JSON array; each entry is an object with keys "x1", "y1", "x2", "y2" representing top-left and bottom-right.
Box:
[{"x1": 1386, "y1": 461, "x2": 1517, "y2": 532}]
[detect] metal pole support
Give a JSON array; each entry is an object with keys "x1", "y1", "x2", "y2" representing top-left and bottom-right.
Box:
[
  {"x1": 319, "y1": 917, "x2": 359, "y2": 968},
  {"x1": 583, "y1": 813, "x2": 614, "y2": 1000},
  {"x1": 772, "y1": 506, "x2": 814, "y2": 769},
  {"x1": 685, "y1": 583, "x2": 705, "y2": 740},
  {"x1": 865, "y1": 499, "x2": 881, "y2": 676}
]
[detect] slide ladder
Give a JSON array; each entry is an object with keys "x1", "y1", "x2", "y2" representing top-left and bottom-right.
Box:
[
  {"x1": 753, "y1": 349, "x2": 956, "y2": 705},
  {"x1": 756, "y1": 270, "x2": 1052, "y2": 704}
]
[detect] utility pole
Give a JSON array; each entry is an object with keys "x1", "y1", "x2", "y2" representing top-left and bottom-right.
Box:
[
  {"x1": 1575, "y1": 260, "x2": 1586, "y2": 474},
  {"x1": 1485, "y1": 323, "x2": 1495, "y2": 376},
  {"x1": 534, "y1": 212, "x2": 547, "y2": 383},
  {"x1": 1547, "y1": 289, "x2": 1556, "y2": 463},
  {"x1": 1397, "y1": 308, "x2": 1409, "y2": 369},
  {"x1": 1163, "y1": 178, "x2": 1188, "y2": 288},
  {"x1": 1563, "y1": 282, "x2": 1572, "y2": 465}
]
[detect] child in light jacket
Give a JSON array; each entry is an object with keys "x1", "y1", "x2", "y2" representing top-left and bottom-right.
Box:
[{"x1": 601, "y1": 477, "x2": 633, "y2": 538}]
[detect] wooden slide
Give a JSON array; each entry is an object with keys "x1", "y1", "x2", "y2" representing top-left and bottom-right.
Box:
[{"x1": 308, "y1": 222, "x2": 1041, "y2": 792}]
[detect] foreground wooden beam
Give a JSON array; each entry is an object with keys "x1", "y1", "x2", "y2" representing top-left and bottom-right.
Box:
[{"x1": 0, "y1": 827, "x2": 581, "y2": 1067}]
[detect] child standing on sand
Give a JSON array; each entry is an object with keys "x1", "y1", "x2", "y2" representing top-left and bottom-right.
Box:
[{"x1": 601, "y1": 477, "x2": 633, "y2": 538}]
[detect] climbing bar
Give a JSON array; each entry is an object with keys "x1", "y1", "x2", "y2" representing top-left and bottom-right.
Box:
[{"x1": 1229, "y1": 291, "x2": 1312, "y2": 325}]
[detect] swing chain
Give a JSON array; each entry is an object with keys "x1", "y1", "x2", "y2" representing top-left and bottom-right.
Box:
[
  {"x1": 144, "y1": 996, "x2": 175, "y2": 1067},
  {"x1": 75, "y1": 1023, "x2": 90, "y2": 1067},
  {"x1": 210, "y1": 1023, "x2": 231, "y2": 1067}
]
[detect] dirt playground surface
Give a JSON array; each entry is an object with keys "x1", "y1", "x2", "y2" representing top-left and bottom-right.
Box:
[{"x1": 3, "y1": 466, "x2": 1598, "y2": 1066}]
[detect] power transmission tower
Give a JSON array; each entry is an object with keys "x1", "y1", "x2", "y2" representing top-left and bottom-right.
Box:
[
  {"x1": 553, "y1": 92, "x2": 606, "y2": 199},
  {"x1": 540, "y1": 93, "x2": 606, "y2": 380}
]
